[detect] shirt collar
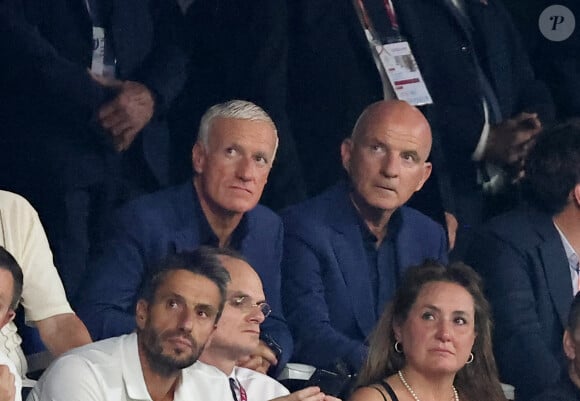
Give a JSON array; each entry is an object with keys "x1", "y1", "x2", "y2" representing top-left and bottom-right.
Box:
[
  {"x1": 554, "y1": 222, "x2": 579, "y2": 270},
  {"x1": 123, "y1": 333, "x2": 187, "y2": 401},
  {"x1": 192, "y1": 189, "x2": 250, "y2": 250}
]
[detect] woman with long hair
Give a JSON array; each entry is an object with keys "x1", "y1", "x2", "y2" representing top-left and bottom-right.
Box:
[{"x1": 350, "y1": 260, "x2": 505, "y2": 401}]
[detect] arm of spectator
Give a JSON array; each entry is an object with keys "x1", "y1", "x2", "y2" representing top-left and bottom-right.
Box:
[
  {"x1": 484, "y1": 112, "x2": 541, "y2": 168},
  {"x1": 75, "y1": 205, "x2": 152, "y2": 340},
  {"x1": 271, "y1": 387, "x2": 341, "y2": 401},
  {"x1": 0, "y1": 365, "x2": 16, "y2": 401},
  {"x1": 444, "y1": 212, "x2": 457, "y2": 251},
  {"x1": 464, "y1": 230, "x2": 563, "y2": 398},
  {"x1": 131, "y1": 0, "x2": 188, "y2": 117},
  {"x1": 237, "y1": 340, "x2": 278, "y2": 374},
  {"x1": 92, "y1": 76, "x2": 155, "y2": 152},
  {"x1": 35, "y1": 313, "x2": 91, "y2": 357}
]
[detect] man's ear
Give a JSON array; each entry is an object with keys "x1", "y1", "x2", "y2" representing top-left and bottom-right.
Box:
[
  {"x1": 564, "y1": 329, "x2": 576, "y2": 360},
  {"x1": 192, "y1": 143, "x2": 206, "y2": 175},
  {"x1": 573, "y1": 183, "x2": 580, "y2": 206},
  {"x1": 415, "y1": 162, "x2": 433, "y2": 192},
  {"x1": 136, "y1": 300, "x2": 149, "y2": 330},
  {"x1": 0, "y1": 310, "x2": 15, "y2": 329},
  {"x1": 341, "y1": 138, "x2": 353, "y2": 173}
]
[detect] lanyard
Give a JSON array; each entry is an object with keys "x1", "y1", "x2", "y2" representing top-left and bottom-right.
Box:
[{"x1": 356, "y1": 0, "x2": 402, "y2": 42}]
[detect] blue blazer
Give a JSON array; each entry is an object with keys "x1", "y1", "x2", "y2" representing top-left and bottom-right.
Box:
[
  {"x1": 76, "y1": 181, "x2": 293, "y2": 368},
  {"x1": 281, "y1": 183, "x2": 448, "y2": 371},
  {"x1": 465, "y1": 207, "x2": 571, "y2": 401}
]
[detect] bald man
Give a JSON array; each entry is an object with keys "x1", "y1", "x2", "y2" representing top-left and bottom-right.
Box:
[
  {"x1": 191, "y1": 248, "x2": 339, "y2": 401},
  {"x1": 282, "y1": 100, "x2": 448, "y2": 372}
]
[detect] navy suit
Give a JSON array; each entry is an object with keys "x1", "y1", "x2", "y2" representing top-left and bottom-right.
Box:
[
  {"x1": 465, "y1": 207, "x2": 572, "y2": 401},
  {"x1": 76, "y1": 182, "x2": 293, "y2": 369},
  {"x1": 0, "y1": 0, "x2": 187, "y2": 296},
  {"x1": 281, "y1": 183, "x2": 448, "y2": 371}
]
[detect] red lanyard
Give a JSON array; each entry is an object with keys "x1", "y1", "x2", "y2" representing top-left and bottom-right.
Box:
[{"x1": 382, "y1": 0, "x2": 399, "y2": 31}]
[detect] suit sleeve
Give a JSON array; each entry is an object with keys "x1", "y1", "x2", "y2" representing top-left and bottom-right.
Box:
[
  {"x1": 465, "y1": 230, "x2": 563, "y2": 399},
  {"x1": 133, "y1": 0, "x2": 188, "y2": 116},
  {"x1": 495, "y1": 0, "x2": 555, "y2": 123},
  {"x1": 75, "y1": 206, "x2": 151, "y2": 340},
  {"x1": 259, "y1": 220, "x2": 294, "y2": 374},
  {"x1": 282, "y1": 221, "x2": 367, "y2": 371}
]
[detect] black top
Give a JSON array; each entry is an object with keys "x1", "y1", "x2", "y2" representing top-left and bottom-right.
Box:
[{"x1": 369, "y1": 381, "x2": 400, "y2": 401}]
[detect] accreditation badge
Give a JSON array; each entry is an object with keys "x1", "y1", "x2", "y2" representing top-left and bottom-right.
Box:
[
  {"x1": 90, "y1": 27, "x2": 106, "y2": 76},
  {"x1": 376, "y1": 40, "x2": 433, "y2": 106}
]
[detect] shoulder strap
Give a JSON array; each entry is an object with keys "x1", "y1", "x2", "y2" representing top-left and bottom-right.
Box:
[
  {"x1": 369, "y1": 385, "x2": 389, "y2": 401},
  {"x1": 379, "y1": 381, "x2": 400, "y2": 401}
]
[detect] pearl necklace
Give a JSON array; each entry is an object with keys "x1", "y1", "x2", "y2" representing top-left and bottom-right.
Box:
[{"x1": 397, "y1": 370, "x2": 459, "y2": 401}]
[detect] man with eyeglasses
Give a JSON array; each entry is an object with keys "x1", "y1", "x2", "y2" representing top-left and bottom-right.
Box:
[
  {"x1": 191, "y1": 248, "x2": 340, "y2": 401},
  {"x1": 30, "y1": 249, "x2": 230, "y2": 401}
]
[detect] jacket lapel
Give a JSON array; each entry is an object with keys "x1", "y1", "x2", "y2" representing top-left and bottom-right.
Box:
[
  {"x1": 329, "y1": 185, "x2": 378, "y2": 337},
  {"x1": 533, "y1": 212, "x2": 572, "y2": 328}
]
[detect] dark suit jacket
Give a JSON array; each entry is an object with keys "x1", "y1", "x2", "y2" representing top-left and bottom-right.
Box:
[
  {"x1": 287, "y1": 0, "x2": 554, "y2": 213},
  {"x1": 281, "y1": 183, "x2": 448, "y2": 371},
  {"x1": 75, "y1": 181, "x2": 293, "y2": 369},
  {"x1": 0, "y1": 0, "x2": 187, "y2": 189},
  {"x1": 465, "y1": 207, "x2": 572, "y2": 401}
]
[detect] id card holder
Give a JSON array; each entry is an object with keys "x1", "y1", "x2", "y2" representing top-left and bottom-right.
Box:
[
  {"x1": 376, "y1": 40, "x2": 433, "y2": 106},
  {"x1": 91, "y1": 27, "x2": 106, "y2": 76}
]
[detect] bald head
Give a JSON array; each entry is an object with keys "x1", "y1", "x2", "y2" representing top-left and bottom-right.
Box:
[
  {"x1": 217, "y1": 255, "x2": 264, "y2": 295},
  {"x1": 341, "y1": 100, "x2": 433, "y2": 215},
  {"x1": 352, "y1": 100, "x2": 432, "y2": 159}
]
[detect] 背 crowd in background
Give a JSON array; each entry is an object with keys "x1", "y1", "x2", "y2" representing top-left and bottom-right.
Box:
[{"x1": 0, "y1": 0, "x2": 579, "y2": 400}]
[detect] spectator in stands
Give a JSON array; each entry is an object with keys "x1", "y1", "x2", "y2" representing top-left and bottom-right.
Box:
[
  {"x1": 193, "y1": 247, "x2": 340, "y2": 401},
  {"x1": 350, "y1": 261, "x2": 505, "y2": 401},
  {"x1": 0, "y1": 247, "x2": 24, "y2": 401},
  {"x1": 0, "y1": 191, "x2": 91, "y2": 380},
  {"x1": 533, "y1": 292, "x2": 580, "y2": 401},
  {"x1": 465, "y1": 121, "x2": 580, "y2": 400},
  {"x1": 29, "y1": 249, "x2": 229, "y2": 401},
  {"x1": 77, "y1": 100, "x2": 292, "y2": 375},
  {"x1": 287, "y1": 0, "x2": 555, "y2": 255},
  {"x1": 282, "y1": 100, "x2": 448, "y2": 373},
  {"x1": 0, "y1": 0, "x2": 188, "y2": 299},
  {"x1": 171, "y1": 0, "x2": 306, "y2": 211}
]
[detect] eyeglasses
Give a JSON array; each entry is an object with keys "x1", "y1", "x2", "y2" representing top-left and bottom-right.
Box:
[{"x1": 228, "y1": 295, "x2": 272, "y2": 318}]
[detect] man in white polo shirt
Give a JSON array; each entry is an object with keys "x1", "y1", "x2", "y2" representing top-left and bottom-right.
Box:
[{"x1": 29, "y1": 249, "x2": 230, "y2": 401}]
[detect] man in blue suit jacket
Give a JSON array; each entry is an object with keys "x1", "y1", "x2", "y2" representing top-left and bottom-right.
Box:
[
  {"x1": 282, "y1": 100, "x2": 448, "y2": 372},
  {"x1": 465, "y1": 121, "x2": 580, "y2": 400},
  {"x1": 76, "y1": 100, "x2": 292, "y2": 375}
]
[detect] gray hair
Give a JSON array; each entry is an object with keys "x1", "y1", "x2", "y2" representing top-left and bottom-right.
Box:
[{"x1": 197, "y1": 100, "x2": 279, "y2": 161}]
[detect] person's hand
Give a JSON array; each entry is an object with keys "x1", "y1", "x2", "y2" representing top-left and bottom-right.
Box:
[
  {"x1": 484, "y1": 112, "x2": 542, "y2": 178},
  {"x1": 93, "y1": 75, "x2": 155, "y2": 152},
  {"x1": 0, "y1": 365, "x2": 15, "y2": 401},
  {"x1": 271, "y1": 386, "x2": 341, "y2": 401},
  {"x1": 236, "y1": 340, "x2": 278, "y2": 374},
  {"x1": 444, "y1": 212, "x2": 458, "y2": 251}
]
